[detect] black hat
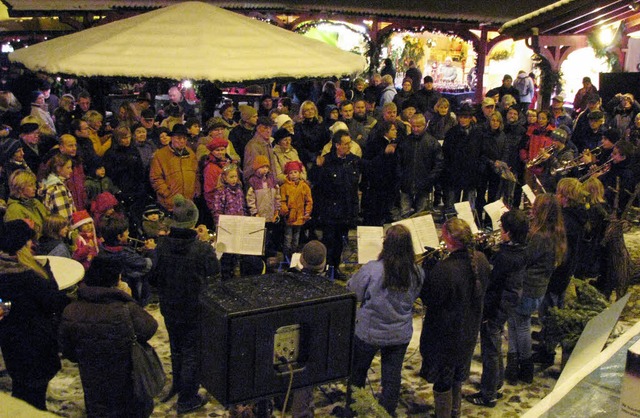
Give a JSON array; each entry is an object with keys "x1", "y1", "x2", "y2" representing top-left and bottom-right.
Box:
[
  {"x1": 170, "y1": 124, "x2": 188, "y2": 137},
  {"x1": 423, "y1": 75, "x2": 434, "y2": 83},
  {"x1": 457, "y1": 103, "x2": 474, "y2": 117},
  {"x1": 272, "y1": 127, "x2": 292, "y2": 144},
  {"x1": 401, "y1": 97, "x2": 420, "y2": 112},
  {"x1": 256, "y1": 116, "x2": 273, "y2": 127},
  {"x1": 141, "y1": 109, "x2": 155, "y2": 119},
  {"x1": 0, "y1": 219, "x2": 35, "y2": 255}
]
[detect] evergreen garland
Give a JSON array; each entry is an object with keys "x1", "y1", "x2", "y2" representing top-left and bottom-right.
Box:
[{"x1": 542, "y1": 279, "x2": 610, "y2": 351}]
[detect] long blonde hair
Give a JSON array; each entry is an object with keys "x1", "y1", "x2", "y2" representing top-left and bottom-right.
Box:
[
  {"x1": 17, "y1": 246, "x2": 50, "y2": 280},
  {"x1": 529, "y1": 194, "x2": 567, "y2": 267}
]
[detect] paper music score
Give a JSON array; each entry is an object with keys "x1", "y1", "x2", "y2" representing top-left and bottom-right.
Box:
[
  {"x1": 454, "y1": 201, "x2": 479, "y2": 234},
  {"x1": 215, "y1": 215, "x2": 266, "y2": 255},
  {"x1": 392, "y1": 214, "x2": 440, "y2": 255},
  {"x1": 357, "y1": 226, "x2": 384, "y2": 264},
  {"x1": 483, "y1": 199, "x2": 510, "y2": 231},
  {"x1": 522, "y1": 184, "x2": 537, "y2": 204}
]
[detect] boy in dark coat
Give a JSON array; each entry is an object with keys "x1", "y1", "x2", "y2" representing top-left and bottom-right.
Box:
[{"x1": 151, "y1": 194, "x2": 220, "y2": 414}]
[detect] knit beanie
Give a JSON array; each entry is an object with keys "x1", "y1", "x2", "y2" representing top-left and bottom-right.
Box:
[
  {"x1": 30, "y1": 90, "x2": 44, "y2": 104},
  {"x1": 239, "y1": 105, "x2": 257, "y2": 122},
  {"x1": 275, "y1": 114, "x2": 293, "y2": 130},
  {"x1": 300, "y1": 240, "x2": 327, "y2": 272},
  {"x1": 171, "y1": 194, "x2": 199, "y2": 229},
  {"x1": 206, "y1": 137, "x2": 229, "y2": 152},
  {"x1": 284, "y1": 160, "x2": 303, "y2": 174},
  {"x1": 252, "y1": 155, "x2": 270, "y2": 171},
  {"x1": 90, "y1": 192, "x2": 119, "y2": 216},
  {"x1": 0, "y1": 219, "x2": 35, "y2": 255}
]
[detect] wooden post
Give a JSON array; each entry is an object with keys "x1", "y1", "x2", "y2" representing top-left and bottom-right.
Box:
[{"x1": 474, "y1": 25, "x2": 489, "y2": 104}]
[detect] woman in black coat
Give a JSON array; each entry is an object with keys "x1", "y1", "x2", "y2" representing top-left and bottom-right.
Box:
[
  {"x1": 0, "y1": 219, "x2": 70, "y2": 410},
  {"x1": 59, "y1": 255, "x2": 158, "y2": 418},
  {"x1": 420, "y1": 218, "x2": 491, "y2": 418}
]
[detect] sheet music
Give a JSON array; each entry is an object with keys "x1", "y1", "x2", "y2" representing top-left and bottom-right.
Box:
[
  {"x1": 357, "y1": 226, "x2": 384, "y2": 264},
  {"x1": 393, "y1": 214, "x2": 440, "y2": 255},
  {"x1": 522, "y1": 184, "x2": 537, "y2": 204},
  {"x1": 289, "y1": 252, "x2": 303, "y2": 270},
  {"x1": 454, "y1": 201, "x2": 479, "y2": 234},
  {"x1": 483, "y1": 199, "x2": 509, "y2": 231},
  {"x1": 216, "y1": 215, "x2": 266, "y2": 255}
]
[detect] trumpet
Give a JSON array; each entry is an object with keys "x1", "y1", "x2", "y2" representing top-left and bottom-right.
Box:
[
  {"x1": 551, "y1": 145, "x2": 605, "y2": 176},
  {"x1": 579, "y1": 157, "x2": 613, "y2": 181},
  {"x1": 526, "y1": 145, "x2": 556, "y2": 169}
]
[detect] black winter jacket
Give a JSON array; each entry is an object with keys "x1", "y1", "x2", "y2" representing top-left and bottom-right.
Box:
[
  {"x1": 152, "y1": 227, "x2": 220, "y2": 323},
  {"x1": 59, "y1": 286, "x2": 157, "y2": 417}
]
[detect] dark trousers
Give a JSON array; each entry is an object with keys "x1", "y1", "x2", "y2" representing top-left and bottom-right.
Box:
[
  {"x1": 164, "y1": 319, "x2": 200, "y2": 407},
  {"x1": 351, "y1": 336, "x2": 408, "y2": 417},
  {"x1": 321, "y1": 223, "x2": 350, "y2": 268},
  {"x1": 12, "y1": 379, "x2": 48, "y2": 410},
  {"x1": 480, "y1": 320, "x2": 505, "y2": 399}
]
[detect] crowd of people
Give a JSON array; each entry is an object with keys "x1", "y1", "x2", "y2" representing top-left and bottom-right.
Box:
[{"x1": 0, "y1": 67, "x2": 639, "y2": 417}]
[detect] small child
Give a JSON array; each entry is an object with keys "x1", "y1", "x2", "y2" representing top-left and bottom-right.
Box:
[
  {"x1": 467, "y1": 209, "x2": 528, "y2": 407},
  {"x1": 84, "y1": 158, "x2": 120, "y2": 204},
  {"x1": 246, "y1": 155, "x2": 280, "y2": 257},
  {"x1": 70, "y1": 210, "x2": 100, "y2": 270},
  {"x1": 279, "y1": 161, "x2": 313, "y2": 261},
  {"x1": 98, "y1": 215, "x2": 156, "y2": 306},
  {"x1": 212, "y1": 164, "x2": 247, "y2": 224},
  {"x1": 141, "y1": 204, "x2": 170, "y2": 238},
  {"x1": 212, "y1": 164, "x2": 247, "y2": 279},
  {"x1": 90, "y1": 191, "x2": 123, "y2": 227},
  {"x1": 37, "y1": 214, "x2": 72, "y2": 258}
]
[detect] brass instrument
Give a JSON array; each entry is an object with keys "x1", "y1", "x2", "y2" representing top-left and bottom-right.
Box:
[
  {"x1": 526, "y1": 145, "x2": 556, "y2": 169},
  {"x1": 475, "y1": 230, "x2": 503, "y2": 250},
  {"x1": 579, "y1": 157, "x2": 613, "y2": 181},
  {"x1": 550, "y1": 145, "x2": 604, "y2": 176}
]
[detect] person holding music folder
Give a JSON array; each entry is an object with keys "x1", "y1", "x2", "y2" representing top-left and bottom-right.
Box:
[
  {"x1": 59, "y1": 255, "x2": 158, "y2": 418},
  {"x1": 467, "y1": 210, "x2": 528, "y2": 407},
  {"x1": 419, "y1": 218, "x2": 491, "y2": 418},
  {"x1": 151, "y1": 194, "x2": 220, "y2": 414},
  {"x1": 0, "y1": 219, "x2": 70, "y2": 411},
  {"x1": 349, "y1": 225, "x2": 424, "y2": 417}
]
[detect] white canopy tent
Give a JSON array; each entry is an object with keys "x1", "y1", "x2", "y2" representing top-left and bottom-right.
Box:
[{"x1": 8, "y1": 1, "x2": 366, "y2": 82}]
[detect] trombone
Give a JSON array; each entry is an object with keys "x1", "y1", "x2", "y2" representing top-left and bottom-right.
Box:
[
  {"x1": 526, "y1": 145, "x2": 556, "y2": 169},
  {"x1": 579, "y1": 157, "x2": 613, "y2": 181}
]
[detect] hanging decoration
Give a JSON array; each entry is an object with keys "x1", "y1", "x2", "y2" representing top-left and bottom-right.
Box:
[
  {"x1": 399, "y1": 35, "x2": 425, "y2": 72},
  {"x1": 587, "y1": 22, "x2": 625, "y2": 72}
]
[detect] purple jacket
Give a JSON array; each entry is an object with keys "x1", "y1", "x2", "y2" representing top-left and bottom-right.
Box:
[{"x1": 212, "y1": 183, "x2": 247, "y2": 224}]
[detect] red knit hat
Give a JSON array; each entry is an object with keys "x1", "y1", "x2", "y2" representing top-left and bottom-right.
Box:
[
  {"x1": 90, "y1": 192, "x2": 119, "y2": 216},
  {"x1": 206, "y1": 137, "x2": 229, "y2": 152},
  {"x1": 252, "y1": 155, "x2": 270, "y2": 170},
  {"x1": 284, "y1": 160, "x2": 303, "y2": 174},
  {"x1": 71, "y1": 210, "x2": 93, "y2": 230}
]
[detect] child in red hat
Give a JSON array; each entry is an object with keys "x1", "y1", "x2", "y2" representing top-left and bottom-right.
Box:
[{"x1": 70, "y1": 210, "x2": 99, "y2": 269}]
